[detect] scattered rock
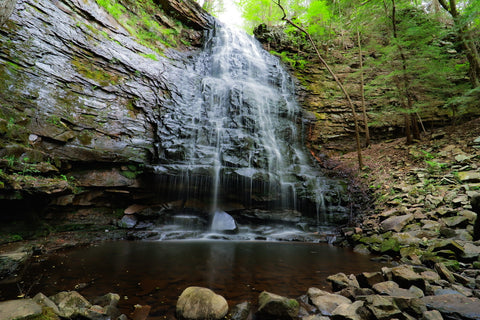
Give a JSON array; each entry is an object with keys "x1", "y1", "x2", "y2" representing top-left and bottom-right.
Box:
[
  {"x1": 327, "y1": 273, "x2": 360, "y2": 291},
  {"x1": 0, "y1": 299, "x2": 42, "y2": 320},
  {"x1": 422, "y1": 294, "x2": 480, "y2": 320},
  {"x1": 331, "y1": 300, "x2": 366, "y2": 320},
  {"x1": 229, "y1": 301, "x2": 251, "y2": 320},
  {"x1": 256, "y1": 291, "x2": 299, "y2": 320},
  {"x1": 49, "y1": 291, "x2": 92, "y2": 318},
  {"x1": 307, "y1": 288, "x2": 352, "y2": 316},
  {"x1": 176, "y1": 287, "x2": 228, "y2": 320},
  {"x1": 380, "y1": 214, "x2": 413, "y2": 232}
]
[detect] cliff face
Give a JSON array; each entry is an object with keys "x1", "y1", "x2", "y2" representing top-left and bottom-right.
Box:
[
  {"x1": 0, "y1": 0, "x2": 214, "y2": 224},
  {"x1": 0, "y1": 0, "x2": 210, "y2": 164}
]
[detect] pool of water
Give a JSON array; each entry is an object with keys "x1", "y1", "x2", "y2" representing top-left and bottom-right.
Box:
[{"x1": 0, "y1": 240, "x2": 386, "y2": 319}]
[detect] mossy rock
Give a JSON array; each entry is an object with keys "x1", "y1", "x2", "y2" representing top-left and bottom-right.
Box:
[{"x1": 380, "y1": 237, "x2": 401, "y2": 254}]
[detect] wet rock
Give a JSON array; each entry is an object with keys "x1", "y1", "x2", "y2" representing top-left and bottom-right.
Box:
[
  {"x1": 307, "y1": 287, "x2": 352, "y2": 316},
  {"x1": 119, "y1": 215, "x2": 137, "y2": 229},
  {"x1": 176, "y1": 287, "x2": 228, "y2": 320},
  {"x1": 331, "y1": 301, "x2": 366, "y2": 320},
  {"x1": 256, "y1": 291, "x2": 299, "y2": 320},
  {"x1": 422, "y1": 294, "x2": 480, "y2": 320},
  {"x1": 380, "y1": 214, "x2": 413, "y2": 232},
  {"x1": 327, "y1": 273, "x2": 360, "y2": 291},
  {"x1": 471, "y1": 194, "x2": 480, "y2": 240},
  {"x1": 0, "y1": 299, "x2": 42, "y2": 320},
  {"x1": 49, "y1": 291, "x2": 92, "y2": 318},
  {"x1": 211, "y1": 210, "x2": 238, "y2": 233},
  {"x1": 229, "y1": 301, "x2": 251, "y2": 320},
  {"x1": 92, "y1": 293, "x2": 121, "y2": 318},
  {"x1": 0, "y1": 250, "x2": 31, "y2": 280}
]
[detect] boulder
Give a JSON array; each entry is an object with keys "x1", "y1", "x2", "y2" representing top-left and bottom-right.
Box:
[
  {"x1": 0, "y1": 250, "x2": 31, "y2": 280},
  {"x1": 307, "y1": 288, "x2": 352, "y2": 316},
  {"x1": 422, "y1": 294, "x2": 480, "y2": 320},
  {"x1": 256, "y1": 291, "x2": 299, "y2": 320},
  {"x1": 331, "y1": 301, "x2": 366, "y2": 320},
  {"x1": 390, "y1": 265, "x2": 425, "y2": 290},
  {"x1": 327, "y1": 273, "x2": 360, "y2": 291},
  {"x1": 0, "y1": 0, "x2": 16, "y2": 25},
  {"x1": 457, "y1": 171, "x2": 480, "y2": 183},
  {"x1": 380, "y1": 214, "x2": 413, "y2": 232},
  {"x1": 229, "y1": 301, "x2": 251, "y2": 320},
  {"x1": 434, "y1": 262, "x2": 456, "y2": 283},
  {"x1": 0, "y1": 299, "x2": 42, "y2": 320},
  {"x1": 33, "y1": 293, "x2": 60, "y2": 315},
  {"x1": 176, "y1": 287, "x2": 228, "y2": 320},
  {"x1": 49, "y1": 291, "x2": 92, "y2": 318},
  {"x1": 421, "y1": 310, "x2": 444, "y2": 320},
  {"x1": 211, "y1": 210, "x2": 238, "y2": 233},
  {"x1": 362, "y1": 295, "x2": 404, "y2": 320}
]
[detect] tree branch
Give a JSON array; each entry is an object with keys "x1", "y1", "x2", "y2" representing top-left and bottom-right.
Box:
[{"x1": 272, "y1": 0, "x2": 364, "y2": 168}]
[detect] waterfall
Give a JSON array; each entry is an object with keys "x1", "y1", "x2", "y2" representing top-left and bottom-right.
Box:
[{"x1": 154, "y1": 23, "x2": 344, "y2": 220}]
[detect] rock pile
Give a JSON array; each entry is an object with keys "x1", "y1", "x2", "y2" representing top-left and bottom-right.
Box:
[{"x1": 0, "y1": 291, "x2": 125, "y2": 320}]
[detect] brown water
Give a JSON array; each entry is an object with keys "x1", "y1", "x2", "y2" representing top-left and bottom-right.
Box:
[{"x1": 0, "y1": 240, "x2": 386, "y2": 319}]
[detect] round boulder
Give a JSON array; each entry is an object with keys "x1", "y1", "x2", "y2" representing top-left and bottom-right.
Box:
[{"x1": 176, "y1": 286, "x2": 228, "y2": 320}]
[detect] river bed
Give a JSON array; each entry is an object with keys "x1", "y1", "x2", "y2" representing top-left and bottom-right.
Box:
[{"x1": 0, "y1": 240, "x2": 387, "y2": 319}]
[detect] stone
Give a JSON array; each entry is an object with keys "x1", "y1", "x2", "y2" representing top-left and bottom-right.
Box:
[
  {"x1": 434, "y1": 262, "x2": 456, "y2": 283},
  {"x1": 0, "y1": 0, "x2": 16, "y2": 26},
  {"x1": 462, "y1": 242, "x2": 480, "y2": 260},
  {"x1": 357, "y1": 271, "x2": 385, "y2": 289},
  {"x1": 176, "y1": 287, "x2": 228, "y2": 320},
  {"x1": 458, "y1": 171, "x2": 480, "y2": 183},
  {"x1": 353, "y1": 244, "x2": 371, "y2": 255},
  {"x1": 432, "y1": 239, "x2": 464, "y2": 255},
  {"x1": 422, "y1": 294, "x2": 480, "y2": 320},
  {"x1": 0, "y1": 250, "x2": 31, "y2": 280},
  {"x1": 362, "y1": 295, "x2": 403, "y2": 320},
  {"x1": 302, "y1": 315, "x2": 330, "y2": 320},
  {"x1": 336, "y1": 287, "x2": 375, "y2": 300},
  {"x1": 308, "y1": 289, "x2": 351, "y2": 316},
  {"x1": 229, "y1": 301, "x2": 251, "y2": 320},
  {"x1": 441, "y1": 215, "x2": 470, "y2": 228},
  {"x1": 210, "y1": 210, "x2": 238, "y2": 233},
  {"x1": 327, "y1": 273, "x2": 360, "y2": 292},
  {"x1": 421, "y1": 310, "x2": 444, "y2": 320},
  {"x1": 49, "y1": 291, "x2": 92, "y2": 318},
  {"x1": 390, "y1": 265, "x2": 425, "y2": 290},
  {"x1": 119, "y1": 215, "x2": 137, "y2": 229},
  {"x1": 331, "y1": 301, "x2": 365, "y2": 320},
  {"x1": 0, "y1": 299, "x2": 42, "y2": 320},
  {"x1": 380, "y1": 214, "x2": 413, "y2": 232},
  {"x1": 33, "y1": 292, "x2": 60, "y2": 315},
  {"x1": 256, "y1": 291, "x2": 299, "y2": 320}
]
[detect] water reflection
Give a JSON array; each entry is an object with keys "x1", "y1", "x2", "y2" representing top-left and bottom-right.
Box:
[{"x1": 0, "y1": 241, "x2": 386, "y2": 320}]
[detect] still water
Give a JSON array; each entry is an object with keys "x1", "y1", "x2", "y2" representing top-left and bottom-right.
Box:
[{"x1": 0, "y1": 240, "x2": 386, "y2": 319}]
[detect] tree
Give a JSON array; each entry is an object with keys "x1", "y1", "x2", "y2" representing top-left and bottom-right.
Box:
[
  {"x1": 437, "y1": 0, "x2": 480, "y2": 87},
  {"x1": 273, "y1": 0, "x2": 364, "y2": 168}
]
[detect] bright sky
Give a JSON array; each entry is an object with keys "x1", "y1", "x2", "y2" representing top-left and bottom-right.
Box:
[{"x1": 217, "y1": 0, "x2": 244, "y2": 28}]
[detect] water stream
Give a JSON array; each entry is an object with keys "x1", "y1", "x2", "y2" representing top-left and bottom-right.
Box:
[{"x1": 154, "y1": 23, "x2": 347, "y2": 226}]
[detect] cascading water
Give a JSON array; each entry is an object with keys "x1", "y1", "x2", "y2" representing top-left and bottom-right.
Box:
[{"x1": 154, "y1": 22, "x2": 347, "y2": 237}]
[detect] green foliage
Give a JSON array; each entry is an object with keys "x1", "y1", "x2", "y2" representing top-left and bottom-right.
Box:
[{"x1": 94, "y1": 0, "x2": 188, "y2": 51}]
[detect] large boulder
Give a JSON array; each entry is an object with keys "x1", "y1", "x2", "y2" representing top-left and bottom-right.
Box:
[
  {"x1": 49, "y1": 291, "x2": 92, "y2": 318},
  {"x1": 327, "y1": 273, "x2": 360, "y2": 291},
  {"x1": 176, "y1": 286, "x2": 228, "y2": 320},
  {"x1": 0, "y1": 299, "x2": 42, "y2": 320},
  {"x1": 256, "y1": 291, "x2": 300, "y2": 320},
  {"x1": 380, "y1": 214, "x2": 413, "y2": 232},
  {"x1": 307, "y1": 288, "x2": 352, "y2": 316},
  {"x1": 422, "y1": 294, "x2": 480, "y2": 320}
]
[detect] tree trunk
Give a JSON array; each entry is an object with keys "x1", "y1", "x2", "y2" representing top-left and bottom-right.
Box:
[
  {"x1": 357, "y1": 29, "x2": 370, "y2": 147},
  {"x1": 272, "y1": 0, "x2": 364, "y2": 169}
]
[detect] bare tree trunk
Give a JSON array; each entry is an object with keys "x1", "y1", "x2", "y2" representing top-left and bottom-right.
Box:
[
  {"x1": 357, "y1": 29, "x2": 370, "y2": 147},
  {"x1": 391, "y1": 0, "x2": 418, "y2": 144},
  {"x1": 272, "y1": 0, "x2": 363, "y2": 169}
]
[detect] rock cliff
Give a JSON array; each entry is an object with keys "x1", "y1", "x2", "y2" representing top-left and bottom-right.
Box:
[{"x1": 0, "y1": 0, "x2": 212, "y2": 226}]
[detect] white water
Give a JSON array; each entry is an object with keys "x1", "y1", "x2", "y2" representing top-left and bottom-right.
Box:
[{"x1": 155, "y1": 23, "x2": 344, "y2": 222}]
